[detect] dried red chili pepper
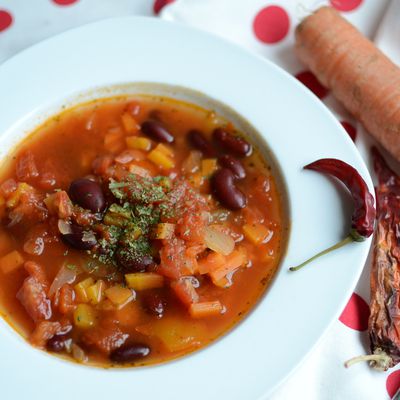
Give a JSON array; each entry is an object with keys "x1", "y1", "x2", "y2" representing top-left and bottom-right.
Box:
[
  {"x1": 345, "y1": 148, "x2": 400, "y2": 371},
  {"x1": 290, "y1": 158, "x2": 376, "y2": 271}
]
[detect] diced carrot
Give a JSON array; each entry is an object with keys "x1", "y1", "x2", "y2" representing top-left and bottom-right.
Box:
[
  {"x1": 243, "y1": 223, "x2": 271, "y2": 245},
  {"x1": 0, "y1": 230, "x2": 14, "y2": 255},
  {"x1": 92, "y1": 155, "x2": 113, "y2": 175},
  {"x1": 24, "y1": 261, "x2": 48, "y2": 291},
  {"x1": 104, "y1": 128, "x2": 125, "y2": 153},
  {"x1": 29, "y1": 321, "x2": 62, "y2": 349},
  {"x1": 6, "y1": 183, "x2": 34, "y2": 208},
  {"x1": 59, "y1": 283, "x2": 76, "y2": 314},
  {"x1": 147, "y1": 149, "x2": 175, "y2": 169},
  {"x1": 16, "y1": 152, "x2": 39, "y2": 182},
  {"x1": 113, "y1": 301, "x2": 141, "y2": 327},
  {"x1": 171, "y1": 279, "x2": 199, "y2": 307},
  {"x1": 0, "y1": 250, "x2": 24, "y2": 274},
  {"x1": 0, "y1": 178, "x2": 17, "y2": 197},
  {"x1": 17, "y1": 276, "x2": 51, "y2": 322},
  {"x1": 81, "y1": 323, "x2": 128, "y2": 354},
  {"x1": 208, "y1": 248, "x2": 247, "y2": 284},
  {"x1": 197, "y1": 252, "x2": 226, "y2": 275},
  {"x1": 201, "y1": 159, "x2": 218, "y2": 177},
  {"x1": 187, "y1": 172, "x2": 204, "y2": 188},
  {"x1": 80, "y1": 151, "x2": 96, "y2": 170},
  {"x1": 126, "y1": 136, "x2": 152, "y2": 151},
  {"x1": 44, "y1": 191, "x2": 73, "y2": 219},
  {"x1": 121, "y1": 112, "x2": 140, "y2": 134},
  {"x1": 189, "y1": 301, "x2": 223, "y2": 318},
  {"x1": 125, "y1": 273, "x2": 164, "y2": 290}
]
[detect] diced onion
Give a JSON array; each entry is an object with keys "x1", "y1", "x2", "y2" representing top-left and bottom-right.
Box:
[
  {"x1": 182, "y1": 151, "x2": 202, "y2": 174},
  {"x1": 48, "y1": 264, "x2": 78, "y2": 297},
  {"x1": 71, "y1": 343, "x2": 88, "y2": 363},
  {"x1": 58, "y1": 219, "x2": 72, "y2": 235},
  {"x1": 203, "y1": 226, "x2": 235, "y2": 256}
]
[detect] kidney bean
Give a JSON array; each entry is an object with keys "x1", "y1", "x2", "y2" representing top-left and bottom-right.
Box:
[
  {"x1": 69, "y1": 178, "x2": 106, "y2": 213},
  {"x1": 211, "y1": 168, "x2": 247, "y2": 210},
  {"x1": 47, "y1": 334, "x2": 69, "y2": 352},
  {"x1": 187, "y1": 129, "x2": 215, "y2": 157},
  {"x1": 61, "y1": 224, "x2": 97, "y2": 250},
  {"x1": 116, "y1": 251, "x2": 154, "y2": 272},
  {"x1": 141, "y1": 120, "x2": 174, "y2": 143},
  {"x1": 213, "y1": 128, "x2": 252, "y2": 157},
  {"x1": 110, "y1": 343, "x2": 151, "y2": 363},
  {"x1": 143, "y1": 293, "x2": 166, "y2": 318},
  {"x1": 218, "y1": 155, "x2": 246, "y2": 180}
]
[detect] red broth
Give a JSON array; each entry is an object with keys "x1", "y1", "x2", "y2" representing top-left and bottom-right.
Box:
[{"x1": 0, "y1": 95, "x2": 287, "y2": 366}]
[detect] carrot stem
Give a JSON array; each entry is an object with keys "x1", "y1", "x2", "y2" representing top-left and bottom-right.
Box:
[{"x1": 289, "y1": 235, "x2": 353, "y2": 272}]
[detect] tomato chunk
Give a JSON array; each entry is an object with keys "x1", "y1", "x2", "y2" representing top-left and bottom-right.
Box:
[{"x1": 17, "y1": 277, "x2": 52, "y2": 322}]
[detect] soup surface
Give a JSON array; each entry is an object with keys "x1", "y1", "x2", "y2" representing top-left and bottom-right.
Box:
[{"x1": 0, "y1": 95, "x2": 285, "y2": 366}]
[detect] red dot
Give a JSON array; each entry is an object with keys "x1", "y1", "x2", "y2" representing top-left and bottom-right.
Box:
[
  {"x1": 295, "y1": 71, "x2": 329, "y2": 99},
  {"x1": 253, "y1": 6, "x2": 290, "y2": 44},
  {"x1": 330, "y1": 0, "x2": 363, "y2": 12},
  {"x1": 153, "y1": 0, "x2": 175, "y2": 15},
  {"x1": 0, "y1": 10, "x2": 13, "y2": 33},
  {"x1": 387, "y1": 370, "x2": 400, "y2": 398},
  {"x1": 52, "y1": 0, "x2": 79, "y2": 6},
  {"x1": 341, "y1": 121, "x2": 357, "y2": 142},
  {"x1": 339, "y1": 292, "x2": 369, "y2": 331}
]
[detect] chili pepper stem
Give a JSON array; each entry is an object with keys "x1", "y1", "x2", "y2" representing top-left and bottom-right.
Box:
[
  {"x1": 344, "y1": 352, "x2": 392, "y2": 370},
  {"x1": 289, "y1": 235, "x2": 354, "y2": 272}
]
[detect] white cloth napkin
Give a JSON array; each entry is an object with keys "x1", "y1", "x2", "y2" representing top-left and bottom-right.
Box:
[{"x1": 0, "y1": 0, "x2": 399, "y2": 398}]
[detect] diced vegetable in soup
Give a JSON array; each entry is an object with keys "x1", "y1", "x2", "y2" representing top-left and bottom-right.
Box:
[{"x1": 0, "y1": 95, "x2": 286, "y2": 367}]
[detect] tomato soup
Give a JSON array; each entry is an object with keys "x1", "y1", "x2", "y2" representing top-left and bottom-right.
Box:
[{"x1": 0, "y1": 95, "x2": 286, "y2": 366}]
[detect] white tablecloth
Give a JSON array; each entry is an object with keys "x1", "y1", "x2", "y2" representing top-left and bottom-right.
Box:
[{"x1": 0, "y1": 0, "x2": 399, "y2": 398}]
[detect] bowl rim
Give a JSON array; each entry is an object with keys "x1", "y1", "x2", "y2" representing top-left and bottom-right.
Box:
[{"x1": 0, "y1": 16, "x2": 373, "y2": 400}]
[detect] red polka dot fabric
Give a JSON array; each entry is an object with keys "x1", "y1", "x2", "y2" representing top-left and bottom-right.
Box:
[
  {"x1": 253, "y1": 6, "x2": 290, "y2": 44},
  {"x1": 0, "y1": 1, "x2": 395, "y2": 399},
  {"x1": 0, "y1": 10, "x2": 13, "y2": 32},
  {"x1": 295, "y1": 71, "x2": 329, "y2": 99},
  {"x1": 52, "y1": 0, "x2": 79, "y2": 5},
  {"x1": 339, "y1": 292, "x2": 369, "y2": 331},
  {"x1": 330, "y1": 0, "x2": 363, "y2": 12}
]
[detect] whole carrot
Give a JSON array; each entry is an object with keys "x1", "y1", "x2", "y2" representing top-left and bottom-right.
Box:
[{"x1": 295, "y1": 7, "x2": 400, "y2": 162}]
